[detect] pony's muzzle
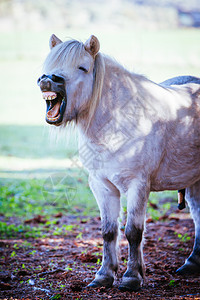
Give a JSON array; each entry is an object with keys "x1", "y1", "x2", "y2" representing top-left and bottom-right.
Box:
[
  {"x1": 37, "y1": 74, "x2": 51, "y2": 91},
  {"x1": 37, "y1": 74, "x2": 66, "y2": 125},
  {"x1": 37, "y1": 74, "x2": 65, "y2": 92},
  {"x1": 38, "y1": 77, "x2": 51, "y2": 92}
]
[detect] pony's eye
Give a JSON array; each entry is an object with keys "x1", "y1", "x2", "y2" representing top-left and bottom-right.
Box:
[{"x1": 79, "y1": 66, "x2": 88, "y2": 73}]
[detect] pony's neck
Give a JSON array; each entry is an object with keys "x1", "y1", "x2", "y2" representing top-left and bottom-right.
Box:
[
  {"x1": 79, "y1": 56, "x2": 148, "y2": 139},
  {"x1": 78, "y1": 54, "x2": 169, "y2": 145}
]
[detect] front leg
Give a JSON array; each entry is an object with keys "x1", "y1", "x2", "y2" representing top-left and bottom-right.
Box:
[
  {"x1": 119, "y1": 177, "x2": 150, "y2": 292},
  {"x1": 88, "y1": 176, "x2": 121, "y2": 288}
]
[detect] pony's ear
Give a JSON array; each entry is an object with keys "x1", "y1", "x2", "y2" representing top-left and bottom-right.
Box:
[
  {"x1": 84, "y1": 35, "x2": 100, "y2": 57},
  {"x1": 49, "y1": 34, "x2": 62, "y2": 49}
]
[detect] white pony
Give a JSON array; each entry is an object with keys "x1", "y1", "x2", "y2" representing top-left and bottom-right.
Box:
[{"x1": 37, "y1": 34, "x2": 200, "y2": 291}]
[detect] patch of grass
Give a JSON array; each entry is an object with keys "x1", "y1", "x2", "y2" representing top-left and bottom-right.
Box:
[
  {"x1": 50, "y1": 294, "x2": 62, "y2": 300},
  {"x1": 65, "y1": 265, "x2": 73, "y2": 272},
  {"x1": 10, "y1": 251, "x2": 17, "y2": 258},
  {"x1": 0, "y1": 169, "x2": 99, "y2": 238},
  {"x1": 76, "y1": 232, "x2": 83, "y2": 239},
  {"x1": 0, "y1": 178, "x2": 44, "y2": 217},
  {"x1": 147, "y1": 191, "x2": 177, "y2": 220},
  {"x1": 175, "y1": 232, "x2": 191, "y2": 243},
  {"x1": 0, "y1": 221, "x2": 44, "y2": 238},
  {"x1": 169, "y1": 279, "x2": 176, "y2": 287},
  {"x1": 179, "y1": 248, "x2": 184, "y2": 252},
  {"x1": 0, "y1": 168, "x2": 98, "y2": 218},
  {"x1": 52, "y1": 225, "x2": 76, "y2": 236},
  {"x1": 0, "y1": 219, "x2": 80, "y2": 239}
]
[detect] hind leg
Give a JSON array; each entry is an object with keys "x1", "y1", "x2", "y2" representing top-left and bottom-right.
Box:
[{"x1": 177, "y1": 180, "x2": 200, "y2": 274}]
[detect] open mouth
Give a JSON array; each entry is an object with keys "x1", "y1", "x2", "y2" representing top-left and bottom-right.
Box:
[{"x1": 43, "y1": 91, "x2": 66, "y2": 124}]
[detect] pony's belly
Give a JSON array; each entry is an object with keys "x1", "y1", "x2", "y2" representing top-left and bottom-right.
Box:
[
  {"x1": 151, "y1": 135, "x2": 200, "y2": 191},
  {"x1": 151, "y1": 166, "x2": 200, "y2": 191}
]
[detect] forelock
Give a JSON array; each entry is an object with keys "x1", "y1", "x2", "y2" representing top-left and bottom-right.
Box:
[{"x1": 44, "y1": 39, "x2": 85, "y2": 71}]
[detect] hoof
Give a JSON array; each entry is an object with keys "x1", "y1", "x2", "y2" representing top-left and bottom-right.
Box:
[
  {"x1": 87, "y1": 276, "x2": 114, "y2": 289},
  {"x1": 119, "y1": 277, "x2": 141, "y2": 292},
  {"x1": 87, "y1": 280, "x2": 103, "y2": 288},
  {"x1": 176, "y1": 260, "x2": 200, "y2": 275}
]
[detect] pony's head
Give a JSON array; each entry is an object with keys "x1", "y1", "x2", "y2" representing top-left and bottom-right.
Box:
[{"x1": 37, "y1": 34, "x2": 105, "y2": 128}]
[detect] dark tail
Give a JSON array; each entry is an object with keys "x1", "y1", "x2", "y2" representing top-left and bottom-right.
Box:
[{"x1": 178, "y1": 189, "x2": 186, "y2": 210}]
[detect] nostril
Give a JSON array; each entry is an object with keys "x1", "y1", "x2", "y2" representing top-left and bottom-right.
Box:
[
  {"x1": 37, "y1": 74, "x2": 48, "y2": 86},
  {"x1": 46, "y1": 80, "x2": 51, "y2": 90},
  {"x1": 39, "y1": 78, "x2": 51, "y2": 91},
  {"x1": 40, "y1": 80, "x2": 45, "y2": 89}
]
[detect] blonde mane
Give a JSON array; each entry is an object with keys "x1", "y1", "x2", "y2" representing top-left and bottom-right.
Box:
[
  {"x1": 43, "y1": 39, "x2": 105, "y2": 131},
  {"x1": 86, "y1": 52, "x2": 105, "y2": 131}
]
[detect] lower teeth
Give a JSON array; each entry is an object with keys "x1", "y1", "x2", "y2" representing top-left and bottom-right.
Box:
[{"x1": 47, "y1": 115, "x2": 60, "y2": 121}]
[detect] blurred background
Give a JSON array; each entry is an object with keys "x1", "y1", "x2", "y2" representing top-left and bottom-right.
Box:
[{"x1": 0, "y1": 0, "x2": 200, "y2": 222}]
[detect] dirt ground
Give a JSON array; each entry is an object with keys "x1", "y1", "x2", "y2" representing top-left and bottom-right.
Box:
[{"x1": 0, "y1": 213, "x2": 200, "y2": 300}]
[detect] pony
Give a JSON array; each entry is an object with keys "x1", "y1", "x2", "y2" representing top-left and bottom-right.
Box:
[{"x1": 37, "y1": 34, "x2": 200, "y2": 291}]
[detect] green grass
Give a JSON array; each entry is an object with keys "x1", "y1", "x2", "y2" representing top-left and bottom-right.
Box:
[
  {"x1": 175, "y1": 232, "x2": 191, "y2": 243},
  {"x1": 0, "y1": 169, "x2": 97, "y2": 218}
]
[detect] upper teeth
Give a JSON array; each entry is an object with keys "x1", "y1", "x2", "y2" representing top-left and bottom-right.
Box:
[{"x1": 42, "y1": 92, "x2": 57, "y2": 100}]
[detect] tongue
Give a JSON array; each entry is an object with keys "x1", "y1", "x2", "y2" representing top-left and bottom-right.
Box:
[{"x1": 47, "y1": 101, "x2": 60, "y2": 118}]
